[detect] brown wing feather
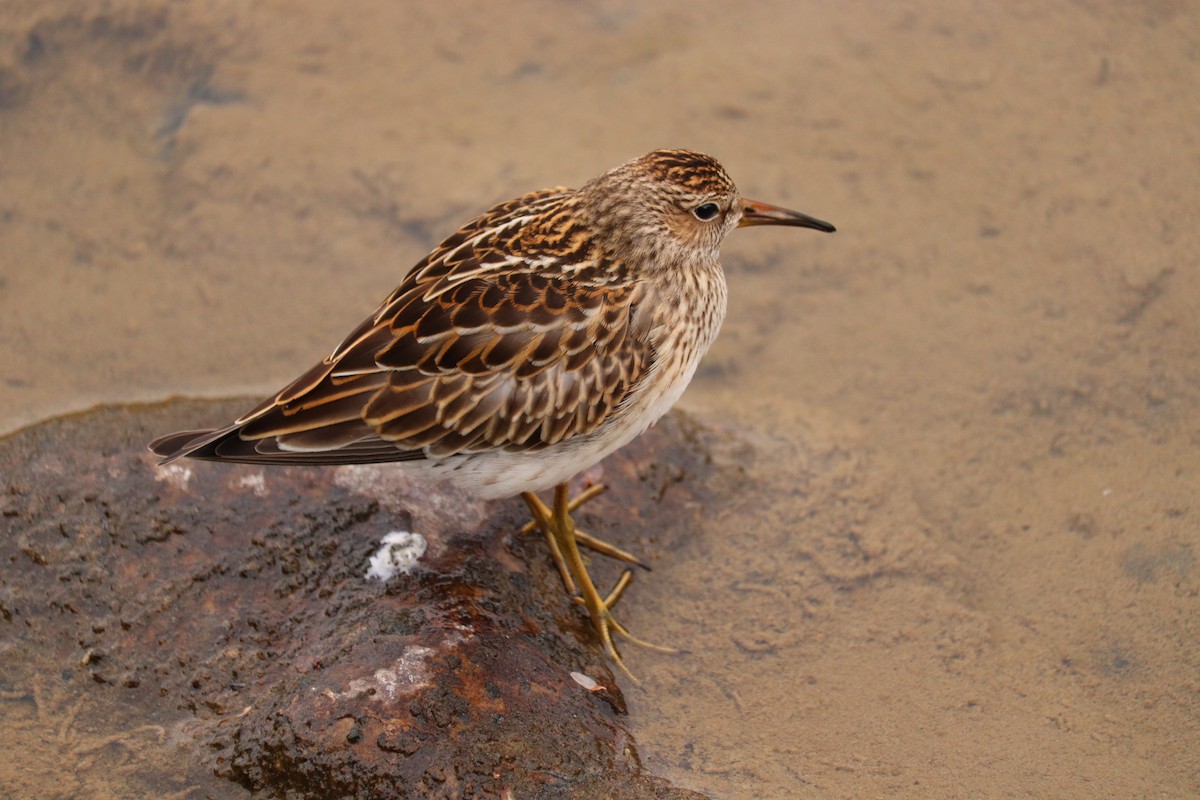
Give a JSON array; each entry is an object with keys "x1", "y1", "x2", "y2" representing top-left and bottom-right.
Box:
[
  {"x1": 361, "y1": 274, "x2": 651, "y2": 457},
  {"x1": 151, "y1": 186, "x2": 656, "y2": 467}
]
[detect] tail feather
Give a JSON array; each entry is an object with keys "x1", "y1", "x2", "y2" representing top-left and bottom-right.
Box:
[
  {"x1": 149, "y1": 427, "x2": 237, "y2": 465},
  {"x1": 148, "y1": 423, "x2": 430, "y2": 466}
]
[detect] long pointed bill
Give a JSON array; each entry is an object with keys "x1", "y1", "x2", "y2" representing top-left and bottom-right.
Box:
[{"x1": 738, "y1": 199, "x2": 836, "y2": 232}]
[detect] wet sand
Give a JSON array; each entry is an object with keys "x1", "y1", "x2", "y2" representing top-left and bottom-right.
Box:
[{"x1": 2, "y1": 1, "x2": 1197, "y2": 797}]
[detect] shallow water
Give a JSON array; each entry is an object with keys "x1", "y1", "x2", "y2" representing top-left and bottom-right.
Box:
[{"x1": 2, "y1": 1, "x2": 1197, "y2": 797}]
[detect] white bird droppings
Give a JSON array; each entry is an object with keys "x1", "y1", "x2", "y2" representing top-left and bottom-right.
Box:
[
  {"x1": 366, "y1": 531, "x2": 427, "y2": 580},
  {"x1": 234, "y1": 472, "x2": 267, "y2": 496},
  {"x1": 153, "y1": 462, "x2": 193, "y2": 491}
]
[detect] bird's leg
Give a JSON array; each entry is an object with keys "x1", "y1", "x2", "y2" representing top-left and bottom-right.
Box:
[
  {"x1": 602, "y1": 569, "x2": 633, "y2": 609},
  {"x1": 522, "y1": 484, "x2": 676, "y2": 682},
  {"x1": 522, "y1": 491, "x2": 574, "y2": 595},
  {"x1": 520, "y1": 483, "x2": 648, "y2": 569},
  {"x1": 576, "y1": 529, "x2": 648, "y2": 570},
  {"x1": 590, "y1": 570, "x2": 676, "y2": 652},
  {"x1": 545, "y1": 483, "x2": 637, "y2": 682}
]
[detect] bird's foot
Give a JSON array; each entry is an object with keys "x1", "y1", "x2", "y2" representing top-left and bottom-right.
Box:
[
  {"x1": 521, "y1": 483, "x2": 647, "y2": 596},
  {"x1": 521, "y1": 484, "x2": 671, "y2": 684}
]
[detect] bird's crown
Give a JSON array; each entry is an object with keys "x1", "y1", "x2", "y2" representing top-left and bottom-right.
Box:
[{"x1": 634, "y1": 149, "x2": 738, "y2": 197}]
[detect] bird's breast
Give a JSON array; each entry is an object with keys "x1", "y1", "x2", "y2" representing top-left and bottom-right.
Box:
[{"x1": 617, "y1": 264, "x2": 728, "y2": 432}]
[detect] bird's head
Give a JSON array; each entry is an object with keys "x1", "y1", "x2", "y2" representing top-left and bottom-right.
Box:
[{"x1": 578, "y1": 149, "x2": 835, "y2": 269}]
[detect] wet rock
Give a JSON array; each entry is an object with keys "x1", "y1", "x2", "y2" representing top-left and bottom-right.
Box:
[{"x1": 0, "y1": 400, "x2": 719, "y2": 799}]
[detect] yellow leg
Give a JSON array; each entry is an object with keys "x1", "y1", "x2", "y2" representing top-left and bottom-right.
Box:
[
  {"x1": 520, "y1": 484, "x2": 648, "y2": 569},
  {"x1": 521, "y1": 483, "x2": 677, "y2": 683},
  {"x1": 603, "y1": 569, "x2": 634, "y2": 609},
  {"x1": 548, "y1": 483, "x2": 636, "y2": 681},
  {"x1": 522, "y1": 491, "x2": 574, "y2": 595}
]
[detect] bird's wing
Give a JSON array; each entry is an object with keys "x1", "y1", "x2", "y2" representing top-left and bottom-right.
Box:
[{"x1": 151, "y1": 189, "x2": 656, "y2": 466}]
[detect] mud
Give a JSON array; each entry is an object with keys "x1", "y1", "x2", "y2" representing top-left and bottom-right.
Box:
[{"x1": 1, "y1": 1, "x2": 1197, "y2": 798}]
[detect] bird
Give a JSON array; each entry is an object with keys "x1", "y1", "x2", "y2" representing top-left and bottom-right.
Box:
[{"x1": 150, "y1": 149, "x2": 835, "y2": 680}]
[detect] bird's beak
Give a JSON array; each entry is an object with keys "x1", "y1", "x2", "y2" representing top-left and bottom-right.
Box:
[{"x1": 738, "y1": 199, "x2": 836, "y2": 233}]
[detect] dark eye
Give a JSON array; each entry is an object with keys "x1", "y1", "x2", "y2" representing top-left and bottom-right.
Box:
[{"x1": 692, "y1": 202, "x2": 720, "y2": 221}]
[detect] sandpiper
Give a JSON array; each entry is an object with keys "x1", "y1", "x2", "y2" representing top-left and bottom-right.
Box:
[{"x1": 151, "y1": 149, "x2": 835, "y2": 680}]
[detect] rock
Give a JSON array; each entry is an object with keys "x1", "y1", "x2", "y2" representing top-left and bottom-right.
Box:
[{"x1": 0, "y1": 400, "x2": 719, "y2": 799}]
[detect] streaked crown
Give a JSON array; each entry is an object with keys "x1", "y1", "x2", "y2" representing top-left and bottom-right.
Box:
[
  {"x1": 636, "y1": 149, "x2": 738, "y2": 197},
  {"x1": 578, "y1": 149, "x2": 743, "y2": 263}
]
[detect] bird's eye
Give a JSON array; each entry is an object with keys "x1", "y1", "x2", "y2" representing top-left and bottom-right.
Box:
[{"x1": 692, "y1": 202, "x2": 721, "y2": 221}]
